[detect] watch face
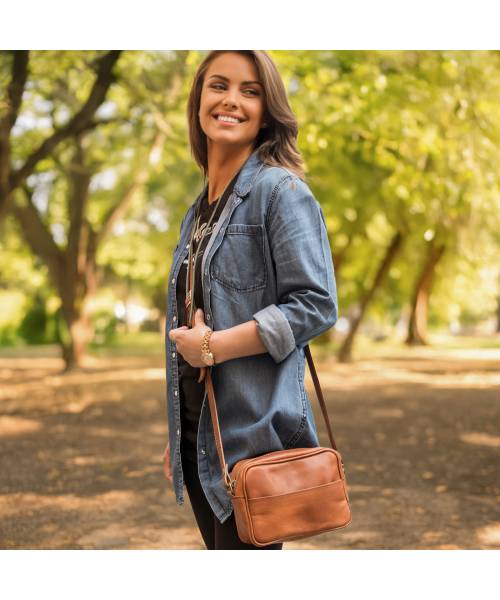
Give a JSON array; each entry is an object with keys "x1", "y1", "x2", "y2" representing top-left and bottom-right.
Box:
[{"x1": 202, "y1": 352, "x2": 214, "y2": 366}]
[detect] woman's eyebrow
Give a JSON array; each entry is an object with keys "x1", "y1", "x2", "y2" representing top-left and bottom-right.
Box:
[{"x1": 208, "y1": 74, "x2": 263, "y2": 86}]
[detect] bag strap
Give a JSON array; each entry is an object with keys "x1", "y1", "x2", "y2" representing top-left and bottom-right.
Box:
[{"x1": 203, "y1": 343, "x2": 338, "y2": 491}]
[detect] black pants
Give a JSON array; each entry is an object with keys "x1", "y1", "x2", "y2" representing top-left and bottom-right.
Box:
[{"x1": 181, "y1": 453, "x2": 283, "y2": 550}]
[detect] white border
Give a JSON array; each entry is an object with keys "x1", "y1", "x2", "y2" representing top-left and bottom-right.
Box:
[
  {"x1": 2, "y1": 550, "x2": 500, "y2": 599},
  {"x1": 1, "y1": 0, "x2": 500, "y2": 49}
]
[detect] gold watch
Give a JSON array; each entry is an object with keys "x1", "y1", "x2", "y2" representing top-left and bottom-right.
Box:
[{"x1": 201, "y1": 328, "x2": 216, "y2": 366}]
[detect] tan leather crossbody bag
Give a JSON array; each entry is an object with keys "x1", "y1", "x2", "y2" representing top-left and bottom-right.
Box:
[{"x1": 203, "y1": 347, "x2": 352, "y2": 547}]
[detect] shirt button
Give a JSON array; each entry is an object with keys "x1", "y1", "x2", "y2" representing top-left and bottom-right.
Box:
[
  {"x1": 174, "y1": 390, "x2": 178, "y2": 396},
  {"x1": 201, "y1": 449, "x2": 206, "y2": 455},
  {"x1": 171, "y1": 278, "x2": 175, "y2": 284},
  {"x1": 204, "y1": 270, "x2": 208, "y2": 275},
  {"x1": 186, "y1": 244, "x2": 190, "y2": 248},
  {"x1": 172, "y1": 351, "x2": 176, "y2": 358},
  {"x1": 177, "y1": 429, "x2": 180, "y2": 436},
  {"x1": 173, "y1": 315, "x2": 177, "y2": 321},
  {"x1": 206, "y1": 314, "x2": 211, "y2": 320}
]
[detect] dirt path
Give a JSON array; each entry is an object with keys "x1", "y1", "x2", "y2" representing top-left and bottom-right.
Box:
[{"x1": 0, "y1": 348, "x2": 499, "y2": 549}]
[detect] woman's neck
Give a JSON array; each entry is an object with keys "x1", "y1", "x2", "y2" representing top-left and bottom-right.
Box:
[{"x1": 206, "y1": 144, "x2": 254, "y2": 204}]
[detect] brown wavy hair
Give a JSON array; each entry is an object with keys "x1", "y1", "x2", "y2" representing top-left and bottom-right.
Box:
[{"x1": 187, "y1": 50, "x2": 305, "y2": 180}]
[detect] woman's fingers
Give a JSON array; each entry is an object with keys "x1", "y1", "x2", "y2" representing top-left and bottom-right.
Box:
[{"x1": 168, "y1": 325, "x2": 189, "y2": 342}]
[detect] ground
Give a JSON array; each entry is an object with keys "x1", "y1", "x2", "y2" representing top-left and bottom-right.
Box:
[{"x1": 0, "y1": 343, "x2": 499, "y2": 549}]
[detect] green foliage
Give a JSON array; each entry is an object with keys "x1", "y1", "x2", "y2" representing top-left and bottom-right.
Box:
[
  {"x1": 1, "y1": 50, "x2": 500, "y2": 349},
  {"x1": 91, "y1": 309, "x2": 119, "y2": 345},
  {"x1": 272, "y1": 50, "x2": 500, "y2": 329}
]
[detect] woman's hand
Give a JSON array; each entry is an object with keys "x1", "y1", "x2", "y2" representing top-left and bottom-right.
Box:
[
  {"x1": 168, "y1": 308, "x2": 210, "y2": 368},
  {"x1": 163, "y1": 442, "x2": 172, "y2": 484}
]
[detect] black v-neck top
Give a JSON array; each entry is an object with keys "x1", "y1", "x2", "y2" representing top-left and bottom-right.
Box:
[{"x1": 175, "y1": 170, "x2": 240, "y2": 463}]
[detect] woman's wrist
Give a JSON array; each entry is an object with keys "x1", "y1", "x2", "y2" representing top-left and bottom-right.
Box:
[
  {"x1": 209, "y1": 329, "x2": 226, "y2": 364},
  {"x1": 204, "y1": 320, "x2": 268, "y2": 365}
]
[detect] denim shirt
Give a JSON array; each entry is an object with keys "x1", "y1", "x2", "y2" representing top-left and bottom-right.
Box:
[{"x1": 165, "y1": 148, "x2": 338, "y2": 524}]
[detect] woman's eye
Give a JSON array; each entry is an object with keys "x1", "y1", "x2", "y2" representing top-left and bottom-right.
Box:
[{"x1": 209, "y1": 83, "x2": 259, "y2": 96}]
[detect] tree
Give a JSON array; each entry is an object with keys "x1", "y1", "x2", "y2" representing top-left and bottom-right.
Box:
[
  {"x1": 0, "y1": 51, "x2": 121, "y2": 223},
  {"x1": 7, "y1": 51, "x2": 189, "y2": 369},
  {"x1": 273, "y1": 51, "x2": 500, "y2": 358}
]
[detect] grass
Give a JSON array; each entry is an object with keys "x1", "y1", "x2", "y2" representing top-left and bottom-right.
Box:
[
  {"x1": 1, "y1": 331, "x2": 499, "y2": 360},
  {"x1": 90, "y1": 331, "x2": 164, "y2": 357}
]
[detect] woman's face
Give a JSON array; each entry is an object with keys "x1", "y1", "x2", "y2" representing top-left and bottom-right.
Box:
[{"x1": 199, "y1": 52, "x2": 267, "y2": 151}]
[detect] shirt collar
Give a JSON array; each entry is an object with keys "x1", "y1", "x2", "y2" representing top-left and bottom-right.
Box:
[{"x1": 233, "y1": 148, "x2": 266, "y2": 197}]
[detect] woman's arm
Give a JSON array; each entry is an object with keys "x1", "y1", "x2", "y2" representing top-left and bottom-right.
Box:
[
  {"x1": 210, "y1": 319, "x2": 267, "y2": 364},
  {"x1": 251, "y1": 175, "x2": 338, "y2": 364},
  {"x1": 168, "y1": 309, "x2": 267, "y2": 367}
]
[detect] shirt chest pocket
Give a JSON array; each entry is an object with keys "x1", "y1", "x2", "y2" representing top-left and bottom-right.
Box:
[{"x1": 210, "y1": 223, "x2": 267, "y2": 292}]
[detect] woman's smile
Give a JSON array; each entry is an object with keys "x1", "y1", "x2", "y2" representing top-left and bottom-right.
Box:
[{"x1": 212, "y1": 112, "x2": 246, "y2": 126}]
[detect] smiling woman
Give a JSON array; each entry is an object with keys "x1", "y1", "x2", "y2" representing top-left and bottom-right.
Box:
[
  {"x1": 196, "y1": 53, "x2": 268, "y2": 184},
  {"x1": 187, "y1": 51, "x2": 305, "y2": 183},
  {"x1": 163, "y1": 51, "x2": 339, "y2": 550}
]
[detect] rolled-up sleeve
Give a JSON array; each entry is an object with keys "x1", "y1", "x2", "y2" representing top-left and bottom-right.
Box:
[{"x1": 253, "y1": 175, "x2": 338, "y2": 364}]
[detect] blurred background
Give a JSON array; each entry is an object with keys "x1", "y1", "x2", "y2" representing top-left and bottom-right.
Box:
[{"x1": 0, "y1": 50, "x2": 499, "y2": 550}]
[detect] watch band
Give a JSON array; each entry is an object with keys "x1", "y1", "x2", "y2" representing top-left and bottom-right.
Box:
[{"x1": 201, "y1": 328, "x2": 215, "y2": 365}]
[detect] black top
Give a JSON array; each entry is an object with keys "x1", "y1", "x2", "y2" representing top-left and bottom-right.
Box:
[{"x1": 175, "y1": 170, "x2": 240, "y2": 463}]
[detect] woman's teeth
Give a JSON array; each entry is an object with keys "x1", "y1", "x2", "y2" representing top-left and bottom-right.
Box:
[{"x1": 217, "y1": 115, "x2": 240, "y2": 123}]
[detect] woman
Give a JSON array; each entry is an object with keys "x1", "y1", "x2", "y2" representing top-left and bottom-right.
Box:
[{"x1": 162, "y1": 50, "x2": 338, "y2": 550}]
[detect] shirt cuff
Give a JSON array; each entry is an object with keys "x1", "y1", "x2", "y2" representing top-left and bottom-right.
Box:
[{"x1": 252, "y1": 304, "x2": 296, "y2": 363}]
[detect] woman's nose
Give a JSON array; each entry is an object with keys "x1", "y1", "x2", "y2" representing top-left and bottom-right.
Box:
[{"x1": 223, "y1": 88, "x2": 238, "y2": 108}]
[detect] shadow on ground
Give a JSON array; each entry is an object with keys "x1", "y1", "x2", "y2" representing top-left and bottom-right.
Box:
[{"x1": 0, "y1": 350, "x2": 499, "y2": 549}]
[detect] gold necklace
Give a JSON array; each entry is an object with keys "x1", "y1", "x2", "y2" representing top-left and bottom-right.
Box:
[{"x1": 184, "y1": 176, "x2": 233, "y2": 327}]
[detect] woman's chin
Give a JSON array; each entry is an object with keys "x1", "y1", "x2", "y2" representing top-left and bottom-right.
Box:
[{"x1": 207, "y1": 134, "x2": 250, "y2": 149}]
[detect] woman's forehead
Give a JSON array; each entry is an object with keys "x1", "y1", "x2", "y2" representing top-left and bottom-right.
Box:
[{"x1": 206, "y1": 52, "x2": 260, "y2": 83}]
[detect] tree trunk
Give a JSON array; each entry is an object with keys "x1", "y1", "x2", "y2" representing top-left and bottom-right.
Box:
[
  {"x1": 60, "y1": 313, "x2": 92, "y2": 371},
  {"x1": 0, "y1": 52, "x2": 29, "y2": 223},
  {"x1": 338, "y1": 230, "x2": 404, "y2": 363},
  {"x1": 12, "y1": 128, "x2": 163, "y2": 370},
  {"x1": 12, "y1": 144, "x2": 96, "y2": 371},
  {"x1": 58, "y1": 259, "x2": 97, "y2": 371},
  {"x1": 406, "y1": 242, "x2": 446, "y2": 345}
]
